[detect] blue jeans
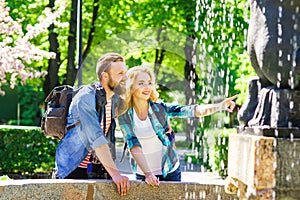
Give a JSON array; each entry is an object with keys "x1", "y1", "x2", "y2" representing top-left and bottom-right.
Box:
[{"x1": 136, "y1": 165, "x2": 181, "y2": 181}]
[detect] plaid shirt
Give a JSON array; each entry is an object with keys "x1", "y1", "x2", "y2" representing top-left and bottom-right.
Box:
[{"x1": 118, "y1": 100, "x2": 196, "y2": 177}]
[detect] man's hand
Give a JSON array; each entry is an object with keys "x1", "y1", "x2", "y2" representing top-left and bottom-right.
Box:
[
  {"x1": 111, "y1": 174, "x2": 130, "y2": 196},
  {"x1": 94, "y1": 145, "x2": 130, "y2": 195}
]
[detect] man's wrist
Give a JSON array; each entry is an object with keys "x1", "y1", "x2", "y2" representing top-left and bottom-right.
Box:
[
  {"x1": 105, "y1": 167, "x2": 121, "y2": 178},
  {"x1": 110, "y1": 172, "x2": 122, "y2": 178}
]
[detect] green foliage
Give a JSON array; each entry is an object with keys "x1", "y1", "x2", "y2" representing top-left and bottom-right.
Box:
[
  {"x1": 169, "y1": 118, "x2": 185, "y2": 133},
  {"x1": 2, "y1": 1, "x2": 253, "y2": 178},
  {"x1": 0, "y1": 175, "x2": 12, "y2": 180},
  {"x1": 77, "y1": 0, "x2": 253, "y2": 111},
  {"x1": 212, "y1": 128, "x2": 237, "y2": 178},
  {"x1": 8, "y1": 120, "x2": 35, "y2": 126},
  {"x1": 196, "y1": 0, "x2": 251, "y2": 105},
  {"x1": 18, "y1": 85, "x2": 45, "y2": 126},
  {"x1": 6, "y1": 0, "x2": 47, "y2": 26},
  {"x1": 0, "y1": 126, "x2": 58, "y2": 174},
  {"x1": 184, "y1": 126, "x2": 211, "y2": 169},
  {"x1": 184, "y1": 127, "x2": 238, "y2": 177},
  {"x1": 4, "y1": 0, "x2": 252, "y2": 105},
  {"x1": 213, "y1": 133, "x2": 228, "y2": 178},
  {"x1": 0, "y1": 84, "x2": 44, "y2": 126},
  {"x1": 185, "y1": 127, "x2": 237, "y2": 178},
  {"x1": 233, "y1": 53, "x2": 257, "y2": 105},
  {"x1": 184, "y1": 153, "x2": 198, "y2": 163}
]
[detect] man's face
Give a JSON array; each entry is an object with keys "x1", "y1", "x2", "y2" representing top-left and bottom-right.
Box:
[{"x1": 107, "y1": 62, "x2": 127, "y2": 95}]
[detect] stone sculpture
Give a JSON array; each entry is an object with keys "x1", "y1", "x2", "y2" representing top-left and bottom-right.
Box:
[{"x1": 239, "y1": 0, "x2": 300, "y2": 128}]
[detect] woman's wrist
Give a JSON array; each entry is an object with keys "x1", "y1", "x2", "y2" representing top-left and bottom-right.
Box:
[{"x1": 144, "y1": 172, "x2": 154, "y2": 177}]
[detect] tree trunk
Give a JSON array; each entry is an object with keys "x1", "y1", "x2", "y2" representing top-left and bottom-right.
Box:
[
  {"x1": 43, "y1": 0, "x2": 60, "y2": 97},
  {"x1": 82, "y1": 0, "x2": 100, "y2": 63},
  {"x1": 183, "y1": 1, "x2": 198, "y2": 143},
  {"x1": 63, "y1": 0, "x2": 78, "y2": 86},
  {"x1": 184, "y1": 35, "x2": 198, "y2": 143},
  {"x1": 154, "y1": 28, "x2": 166, "y2": 76}
]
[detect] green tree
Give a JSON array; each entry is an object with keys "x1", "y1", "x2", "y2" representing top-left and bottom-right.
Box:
[
  {"x1": 0, "y1": 0, "x2": 65, "y2": 95},
  {"x1": 4, "y1": 0, "x2": 254, "y2": 131}
]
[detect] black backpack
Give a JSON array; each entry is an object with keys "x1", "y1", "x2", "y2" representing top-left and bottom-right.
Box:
[{"x1": 41, "y1": 84, "x2": 106, "y2": 140}]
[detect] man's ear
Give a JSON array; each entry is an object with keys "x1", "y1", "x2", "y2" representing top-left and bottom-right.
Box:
[{"x1": 101, "y1": 72, "x2": 109, "y2": 80}]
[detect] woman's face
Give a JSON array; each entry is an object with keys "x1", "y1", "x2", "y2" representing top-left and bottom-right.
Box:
[{"x1": 132, "y1": 71, "x2": 153, "y2": 101}]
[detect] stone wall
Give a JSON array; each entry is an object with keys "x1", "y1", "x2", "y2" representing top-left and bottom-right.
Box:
[{"x1": 0, "y1": 177, "x2": 238, "y2": 200}]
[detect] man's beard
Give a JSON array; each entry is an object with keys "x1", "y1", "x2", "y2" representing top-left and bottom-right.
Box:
[{"x1": 108, "y1": 78, "x2": 126, "y2": 95}]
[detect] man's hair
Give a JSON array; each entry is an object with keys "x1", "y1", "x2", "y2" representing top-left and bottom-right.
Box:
[{"x1": 96, "y1": 53, "x2": 125, "y2": 80}]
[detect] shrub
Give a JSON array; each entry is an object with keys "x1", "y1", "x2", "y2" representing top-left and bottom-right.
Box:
[
  {"x1": 0, "y1": 175, "x2": 12, "y2": 180},
  {"x1": 213, "y1": 129, "x2": 237, "y2": 178},
  {"x1": 184, "y1": 126, "x2": 211, "y2": 170},
  {"x1": 0, "y1": 126, "x2": 58, "y2": 175}
]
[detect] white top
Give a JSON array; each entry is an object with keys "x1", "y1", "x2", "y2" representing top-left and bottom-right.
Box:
[{"x1": 133, "y1": 108, "x2": 164, "y2": 175}]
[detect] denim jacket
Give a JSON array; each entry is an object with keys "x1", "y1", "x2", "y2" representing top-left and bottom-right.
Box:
[
  {"x1": 118, "y1": 100, "x2": 196, "y2": 177},
  {"x1": 55, "y1": 83, "x2": 118, "y2": 178}
]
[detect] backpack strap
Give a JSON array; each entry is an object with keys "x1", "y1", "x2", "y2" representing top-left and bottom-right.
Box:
[
  {"x1": 66, "y1": 121, "x2": 81, "y2": 131},
  {"x1": 92, "y1": 84, "x2": 117, "y2": 161},
  {"x1": 119, "y1": 141, "x2": 128, "y2": 162},
  {"x1": 93, "y1": 83, "x2": 107, "y2": 112},
  {"x1": 66, "y1": 84, "x2": 106, "y2": 132},
  {"x1": 92, "y1": 83, "x2": 107, "y2": 131}
]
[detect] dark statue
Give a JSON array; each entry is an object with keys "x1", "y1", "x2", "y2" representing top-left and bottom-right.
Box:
[
  {"x1": 227, "y1": 2, "x2": 300, "y2": 198},
  {"x1": 238, "y1": 0, "x2": 300, "y2": 131},
  {"x1": 248, "y1": 0, "x2": 300, "y2": 89}
]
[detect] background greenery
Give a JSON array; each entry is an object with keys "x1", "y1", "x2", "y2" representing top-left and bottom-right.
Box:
[
  {"x1": 0, "y1": 126, "x2": 231, "y2": 178},
  {"x1": 0, "y1": 0, "x2": 257, "y2": 178},
  {"x1": 2, "y1": 0, "x2": 255, "y2": 115},
  {"x1": 0, "y1": 126, "x2": 58, "y2": 176}
]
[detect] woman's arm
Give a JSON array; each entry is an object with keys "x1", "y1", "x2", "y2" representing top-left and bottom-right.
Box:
[
  {"x1": 130, "y1": 146, "x2": 159, "y2": 186},
  {"x1": 194, "y1": 95, "x2": 237, "y2": 117},
  {"x1": 159, "y1": 95, "x2": 237, "y2": 118}
]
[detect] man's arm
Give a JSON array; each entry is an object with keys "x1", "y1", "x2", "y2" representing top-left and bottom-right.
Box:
[{"x1": 94, "y1": 144, "x2": 130, "y2": 196}]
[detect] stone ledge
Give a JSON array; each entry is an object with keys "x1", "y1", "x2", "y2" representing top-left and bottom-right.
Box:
[
  {"x1": 0, "y1": 173, "x2": 237, "y2": 200},
  {"x1": 227, "y1": 133, "x2": 300, "y2": 199}
]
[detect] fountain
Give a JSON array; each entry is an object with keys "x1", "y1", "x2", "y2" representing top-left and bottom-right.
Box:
[{"x1": 226, "y1": 0, "x2": 300, "y2": 199}]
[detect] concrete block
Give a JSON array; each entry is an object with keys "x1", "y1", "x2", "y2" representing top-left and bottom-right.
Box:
[{"x1": 227, "y1": 132, "x2": 300, "y2": 199}]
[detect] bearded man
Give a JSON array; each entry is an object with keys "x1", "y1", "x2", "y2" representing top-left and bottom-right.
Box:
[{"x1": 55, "y1": 53, "x2": 130, "y2": 196}]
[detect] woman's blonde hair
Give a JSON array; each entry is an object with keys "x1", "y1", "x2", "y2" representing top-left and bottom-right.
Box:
[{"x1": 118, "y1": 65, "x2": 159, "y2": 116}]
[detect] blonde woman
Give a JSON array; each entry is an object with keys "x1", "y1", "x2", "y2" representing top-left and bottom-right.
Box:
[{"x1": 118, "y1": 66, "x2": 236, "y2": 186}]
